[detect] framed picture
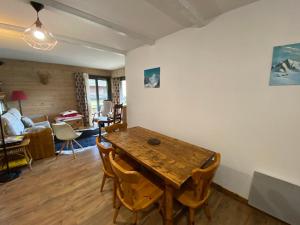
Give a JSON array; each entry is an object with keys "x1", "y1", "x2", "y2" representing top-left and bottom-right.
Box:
[
  {"x1": 144, "y1": 67, "x2": 160, "y2": 88},
  {"x1": 270, "y1": 43, "x2": 300, "y2": 86}
]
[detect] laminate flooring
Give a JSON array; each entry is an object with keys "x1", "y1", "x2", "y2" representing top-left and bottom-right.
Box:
[{"x1": 0, "y1": 147, "x2": 288, "y2": 225}]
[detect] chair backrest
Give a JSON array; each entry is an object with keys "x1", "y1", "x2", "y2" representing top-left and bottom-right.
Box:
[
  {"x1": 52, "y1": 122, "x2": 76, "y2": 140},
  {"x1": 101, "y1": 100, "x2": 113, "y2": 116},
  {"x1": 109, "y1": 151, "x2": 141, "y2": 207},
  {"x1": 96, "y1": 136, "x2": 114, "y2": 176},
  {"x1": 191, "y1": 153, "x2": 221, "y2": 202},
  {"x1": 105, "y1": 122, "x2": 127, "y2": 134},
  {"x1": 113, "y1": 104, "x2": 123, "y2": 123}
]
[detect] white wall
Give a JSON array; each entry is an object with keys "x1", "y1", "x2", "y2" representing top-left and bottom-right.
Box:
[{"x1": 125, "y1": 0, "x2": 300, "y2": 198}]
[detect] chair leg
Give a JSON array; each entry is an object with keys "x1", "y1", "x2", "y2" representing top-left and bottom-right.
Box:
[
  {"x1": 60, "y1": 141, "x2": 67, "y2": 154},
  {"x1": 56, "y1": 141, "x2": 67, "y2": 159},
  {"x1": 66, "y1": 141, "x2": 70, "y2": 151},
  {"x1": 70, "y1": 140, "x2": 76, "y2": 159},
  {"x1": 73, "y1": 139, "x2": 84, "y2": 149},
  {"x1": 113, "y1": 178, "x2": 117, "y2": 208},
  {"x1": 203, "y1": 202, "x2": 212, "y2": 220},
  {"x1": 133, "y1": 212, "x2": 138, "y2": 225},
  {"x1": 158, "y1": 197, "x2": 164, "y2": 217},
  {"x1": 100, "y1": 174, "x2": 107, "y2": 192},
  {"x1": 113, "y1": 201, "x2": 121, "y2": 224},
  {"x1": 188, "y1": 208, "x2": 195, "y2": 225}
]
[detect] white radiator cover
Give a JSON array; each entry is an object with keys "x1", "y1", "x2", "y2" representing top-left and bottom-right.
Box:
[{"x1": 249, "y1": 171, "x2": 300, "y2": 225}]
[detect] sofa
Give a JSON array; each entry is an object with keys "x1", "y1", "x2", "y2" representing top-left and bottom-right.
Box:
[{"x1": 1, "y1": 108, "x2": 55, "y2": 160}]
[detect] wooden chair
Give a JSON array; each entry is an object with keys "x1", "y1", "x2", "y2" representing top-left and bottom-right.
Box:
[
  {"x1": 113, "y1": 104, "x2": 123, "y2": 124},
  {"x1": 104, "y1": 122, "x2": 130, "y2": 158},
  {"x1": 104, "y1": 122, "x2": 127, "y2": 134},
  {"x1": 175, "y1": 153, "x2": 221, "y2": 225},
  {"x1": 109, "y1": 152, "x2": 164, "y2": 225},
  {"x1": 96, "y1": 137, "x2": 135, "y2": 208}
]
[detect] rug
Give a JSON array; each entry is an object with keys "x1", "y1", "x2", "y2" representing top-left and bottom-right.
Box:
[{"x1": 55, "y1": 135, "x2": 97, "y2": 153}]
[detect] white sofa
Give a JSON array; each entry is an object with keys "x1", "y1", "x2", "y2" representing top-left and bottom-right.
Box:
[
  {"x1": 1, "y1": 108, "x2": 51, "y2": 136},
  {"x1": 1, "y1": 108, "x2": 55, "y2": 160}
]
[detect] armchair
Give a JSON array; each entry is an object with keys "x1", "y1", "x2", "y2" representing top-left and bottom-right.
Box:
[
  {"x1": 30, "y1": 114, "x2": 49, "y2": 123},
  {"x1": 24, "y1": 127, "x2": 55, "y2": 160},
  {"x1": 1, "y1": 108, "x2": 55, "y2": 160}
]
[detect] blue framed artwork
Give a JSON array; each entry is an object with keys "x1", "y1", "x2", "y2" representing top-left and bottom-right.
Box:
[
  {"x1": 144, "y1": 67, "x2": 160, "y2": 88},
  {"x1": 270, "y1": 43, "x2": 300, "y2": 85}
]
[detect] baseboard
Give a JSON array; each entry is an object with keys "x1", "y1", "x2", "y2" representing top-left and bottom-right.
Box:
[
  {"x1": 211, "y1": 182, "x2": 248, "y2": 204},
  {"x1": 211, "y1": 182, "x2": 289, "y2": 224}
]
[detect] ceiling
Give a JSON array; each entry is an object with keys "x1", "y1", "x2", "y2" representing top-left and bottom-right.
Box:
[{"x1": 0, "y1": 0, "x2": 258, "y2": 70}]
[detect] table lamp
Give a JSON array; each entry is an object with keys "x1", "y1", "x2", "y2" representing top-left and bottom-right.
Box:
[{"x1": 11, "y1": 90, "x2": 27, "y2": 115}]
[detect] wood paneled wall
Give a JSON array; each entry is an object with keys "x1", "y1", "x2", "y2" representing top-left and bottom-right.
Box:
[
  {"x1": 111, "y1": 67, "x2": 125, "y2": 77},
  {"x1": 0, "y1": 59, "x2": 111, "y2": 121}
]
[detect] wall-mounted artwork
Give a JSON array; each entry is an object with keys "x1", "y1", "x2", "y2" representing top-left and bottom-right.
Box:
[
  {"x1": 144, "y1": 67, "x2": 160, "y2": 88},
  {"x1": 270, "y1": 43, "x2": 300, "y2": 85}
]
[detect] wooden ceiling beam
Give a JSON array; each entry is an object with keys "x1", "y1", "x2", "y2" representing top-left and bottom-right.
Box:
[
  {"x1": 145, "y1": 0, "x2": 209, "y2": 28},
  {"x1": 0, "y1": 22, "x2": 126, "y2": 55},
  {"x1": 176, "y1": 0, "x2": 207, "y2": 27},
  {"x1": 144, "y1": 0, "x2": 193, "y2": 27},
  {"x1": 33, "y1": 0, "x2": 155, "y2": 45}
]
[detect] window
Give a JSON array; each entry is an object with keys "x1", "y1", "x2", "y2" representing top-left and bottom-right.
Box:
[
  {"x1": 120, "y1": 77, "x2": 127, "y2": 105},
  {"x1": 89, "y1": 75, "x2": 111, "y2": 114}
]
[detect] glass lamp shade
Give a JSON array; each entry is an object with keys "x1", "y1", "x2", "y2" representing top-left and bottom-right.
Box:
[{"x1": 23, "y1": 19, "x2": 57, "y2": 51}]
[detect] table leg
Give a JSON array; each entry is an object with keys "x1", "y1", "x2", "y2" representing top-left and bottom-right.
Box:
[
  {"x1": 24, "y1": 147, "x2": 32, "y2": 170},
  {"x1": 98, "y1": 121, "x2": 102, "y2": 139},
  {"x1": 165, "y1": 184, "x2": 174, "y2": 225},
  {"x1": 26, "y1": 148, "x2": 33, "y2": 159}
]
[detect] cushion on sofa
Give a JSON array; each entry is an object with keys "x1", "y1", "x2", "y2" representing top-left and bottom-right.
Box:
[
  {"x1": 8, "y1": 108, "x2": 22, "y2": 120},
  {"x1": 21, "y1": 116, "x2": 35, "y2": 128},
  {"x1": 1, "y1": 112, "x2": 25, "y2": 136}
]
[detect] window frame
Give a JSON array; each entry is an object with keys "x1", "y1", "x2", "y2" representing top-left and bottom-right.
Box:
[{"x1": 89, "y1": 75, "x2": 112, "y2": 112}]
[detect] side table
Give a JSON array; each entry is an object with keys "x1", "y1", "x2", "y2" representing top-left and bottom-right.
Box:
[{"x1": 0, "y1": 138, "x2": 32, "y2": 170}]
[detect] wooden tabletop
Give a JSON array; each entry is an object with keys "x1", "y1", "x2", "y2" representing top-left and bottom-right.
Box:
[{"x1": 104, "y1": 126, "x2": 215, "y2": 189}]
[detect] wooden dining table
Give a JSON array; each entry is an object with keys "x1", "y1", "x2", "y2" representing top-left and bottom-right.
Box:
[{"x1": 103, "y1": 126, "x2": 215, "y2": 225}]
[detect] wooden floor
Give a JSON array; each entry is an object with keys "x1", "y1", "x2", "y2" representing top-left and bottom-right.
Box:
[{"x1": 0, "y1": 147, "x2": 287, "y2": 225}]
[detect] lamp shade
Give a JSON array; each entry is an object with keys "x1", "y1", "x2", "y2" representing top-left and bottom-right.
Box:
[
  {"x1": 23, "y1": 18, "x2": 58, "y2": 51},
  {"x1": 11, "y1": 91, "x2": 27, "y2": 101},
  {"x1": 23, "y1": 1, "x2": 57, "y2": 51}
]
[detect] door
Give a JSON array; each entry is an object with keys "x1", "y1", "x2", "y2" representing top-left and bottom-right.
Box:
[{"x1": 88, "y1": 75, "x2": 111, "y2": 115}]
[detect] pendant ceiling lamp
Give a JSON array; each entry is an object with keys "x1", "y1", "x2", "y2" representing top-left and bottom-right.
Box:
[{"x1": 23, "y1": 1, "x2": 57, "y2": 50}]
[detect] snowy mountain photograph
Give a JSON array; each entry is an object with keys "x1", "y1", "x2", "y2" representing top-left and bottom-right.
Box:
[{"x1": 270, "y1": 43, "x2": 300, "y2": 85}]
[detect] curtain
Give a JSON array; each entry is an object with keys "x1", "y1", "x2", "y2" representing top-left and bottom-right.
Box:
[
  {"x1": 83, "y1": 74, "x2": 93, "y2": 126},
  {"x1": 74, "y1": 72, "x2": 92, "y2": 127},
  {"x1": 111, "y1": 77, "x2": 121, "y2": 105}
]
